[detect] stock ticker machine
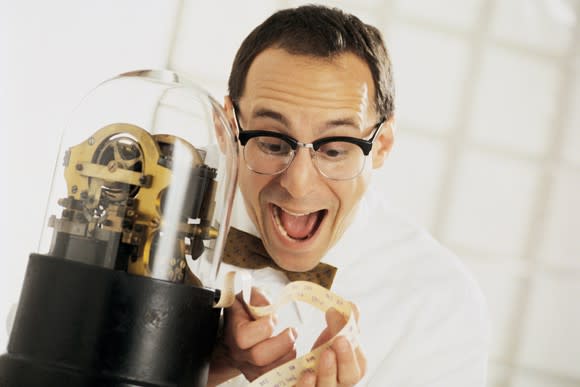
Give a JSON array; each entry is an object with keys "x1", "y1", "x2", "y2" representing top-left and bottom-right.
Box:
[{"x1": 0, "y1": 70, "x2": 239, "y2": 386}]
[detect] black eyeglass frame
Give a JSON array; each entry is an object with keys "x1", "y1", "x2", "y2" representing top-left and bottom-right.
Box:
[{"x1": 233, "y1": 106, "x2": 385, "y2": 156}]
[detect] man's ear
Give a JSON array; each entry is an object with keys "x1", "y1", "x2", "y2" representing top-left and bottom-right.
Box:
[
  {"x1": 223, "y1": 96, "x2": 238, "y2": 137},
  {"x1": 372, "y1": 116, "x2": 395, "y2": 169}
]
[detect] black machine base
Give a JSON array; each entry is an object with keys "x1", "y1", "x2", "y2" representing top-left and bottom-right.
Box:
[{"x1": 0, "y1": 254, "x2": 221, "y2": 387}]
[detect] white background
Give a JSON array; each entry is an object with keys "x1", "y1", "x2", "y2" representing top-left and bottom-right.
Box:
[{"x1": 0, "y1": 1, "x2": 579, "y2": 386}]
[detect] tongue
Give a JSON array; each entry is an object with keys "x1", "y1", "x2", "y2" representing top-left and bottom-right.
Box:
[{"x1": 279, "y1": 209, "x2": 319, "y2": 239}]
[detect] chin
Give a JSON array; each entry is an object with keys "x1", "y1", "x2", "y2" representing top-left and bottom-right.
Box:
[{"x1": 273, "y1": 253, "x2": 321, "y2": 272}]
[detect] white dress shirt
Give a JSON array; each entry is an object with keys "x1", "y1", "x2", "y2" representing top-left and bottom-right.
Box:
[{"x1": 217, "y1": 183, "x2": 490, "y2": 386}]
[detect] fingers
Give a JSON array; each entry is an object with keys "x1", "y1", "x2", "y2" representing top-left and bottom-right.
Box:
[
  {"x1": 239, "y1": 327, "x2": 297, "y2": 366},
  {"x1": 317, "y1": 349, "x2": 338, "y2": 386},
  {"x1": 297, "y1": 370, "x2": 316, "y2": 387},
  {"x1": 226, "y1": 288, "x2": 278, "y2": 350},
  {"x1": 233, "y1": 287, "x2": 272, "y2": 317},
  {"x1": 223, "y1": 287, "x2": 300, "y2": 381},
  {"x1": 332, "y1": 337, "x2": 363, "y2": 385},
  {"x1": 248, "y1": 287, "x2": 271, "y2": 307},
  {"x1": 240, "y1": 341, "x2": 298, "y2": 382},
  {"x1": 227, "y1": 307, "x2": 276, "y2": 349},
  {"x1": 355, "y1": 345, "x2": 367, "y2": 378},
  {"x1": 299, "y1": 337, "x2": 366, "y2": 387},
  {"x1": 235, "y1": 329, "x2": 298, "y2": 381}
]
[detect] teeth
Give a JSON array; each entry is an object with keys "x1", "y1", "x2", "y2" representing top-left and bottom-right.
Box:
[
  {"x1": 273, "y1": 206, "x2": 290, "y2": 238},
  {"x1": 281, "y1": 208, "x2": 309, "y2": 217},
  {"x1": 277, "y1": 205, "x2": 316, "y2": 217}
]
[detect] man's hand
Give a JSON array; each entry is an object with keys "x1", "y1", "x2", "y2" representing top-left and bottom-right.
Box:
[
  {"x1": 209, "y1": 287, "x2": 298, "y2": 384},
  {"x1": 297, "y1": 306, "x2": 366, "y2": 387}
]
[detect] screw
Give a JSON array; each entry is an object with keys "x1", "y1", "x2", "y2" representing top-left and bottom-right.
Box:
[{"x1": 107, "y1": 161, "x2": 118, "y2": 172}]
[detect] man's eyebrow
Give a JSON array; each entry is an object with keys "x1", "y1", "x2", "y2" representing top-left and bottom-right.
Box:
[
  {"x1": 326, "y1": 118, "x2": 359, "y2": 128},
  {"x1": 253, "y1": 108, "x2": 290, "y2": 126}
]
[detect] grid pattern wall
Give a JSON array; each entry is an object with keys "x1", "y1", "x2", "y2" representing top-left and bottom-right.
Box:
[
  {"x1": 378, "y1": 2, "x2": 579, "y2": 386},
  {"x1": 170, "y1": 1, "x2": 579, "y2": 386}
]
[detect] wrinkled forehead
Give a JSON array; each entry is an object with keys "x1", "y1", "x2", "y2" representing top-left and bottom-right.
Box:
[{"x1": 240, "y1": 48, "x2": 377, "y2": 125}]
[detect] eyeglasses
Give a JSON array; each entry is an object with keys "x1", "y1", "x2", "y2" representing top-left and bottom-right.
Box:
[{"x1": 233, "y1": 106, "x2": 384, "y2": 180}]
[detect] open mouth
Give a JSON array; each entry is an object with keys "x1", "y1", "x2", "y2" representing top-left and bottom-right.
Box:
[{"x1": 272, "y1": 204, "x2": 327, "y2": 241}]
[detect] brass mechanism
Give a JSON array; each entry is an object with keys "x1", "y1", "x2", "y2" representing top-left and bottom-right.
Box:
[{"x1": 48, "y1": 123, "x2": 218, "y2": 286}]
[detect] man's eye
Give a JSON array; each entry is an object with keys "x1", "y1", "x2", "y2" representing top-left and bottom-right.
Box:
[
  {"x1": 318, "y1": 142, "x2": 352, "y2": 159},
  {"x1": 255, "y1": 137, "x2": 289, "y2": 155}
]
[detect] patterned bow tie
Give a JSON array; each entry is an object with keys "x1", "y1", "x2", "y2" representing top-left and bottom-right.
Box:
[{"x1": 222, "y1": 227, "x2": 337, "y2": 289}]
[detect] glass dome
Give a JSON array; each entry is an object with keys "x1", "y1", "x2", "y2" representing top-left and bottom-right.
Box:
[{"x1": 38, "y1": 70, "x2": 238, "y2": 289}]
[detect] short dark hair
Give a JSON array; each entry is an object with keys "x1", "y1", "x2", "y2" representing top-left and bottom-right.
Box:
[{"x1": 228, "y1": 5, "x2": 395, "y2": 121}]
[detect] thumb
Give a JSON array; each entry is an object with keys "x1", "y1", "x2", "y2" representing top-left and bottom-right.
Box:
[
  {"x1": 236, "y1": 286, "x2": 272, "y2": 309},
  {"x1": 250, "y1": 287, "x2": 271, "y2": 307},
  {"x1": 325, "y1": 307, "x2": 347, "y2": 335},
  {"x1": 311, "y1": 308, "x2": 347, "y2": 349}
]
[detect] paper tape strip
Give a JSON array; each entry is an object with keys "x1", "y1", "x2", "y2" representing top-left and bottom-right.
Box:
[
  {"x1": 248, "y1": 281, "x2": 359, "y2": 386},
  {"x1": 213, "y1": 271, "x2": 237, "y2": 308}
]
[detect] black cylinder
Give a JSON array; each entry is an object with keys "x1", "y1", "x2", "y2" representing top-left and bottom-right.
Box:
[{"x1": 0, "y1": 254, "x2": 221, "y2": 387}]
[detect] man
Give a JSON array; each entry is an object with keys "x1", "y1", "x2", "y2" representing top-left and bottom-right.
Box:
[{"x1": 209, "y1": 5, "x2": 489, "y2": 386}]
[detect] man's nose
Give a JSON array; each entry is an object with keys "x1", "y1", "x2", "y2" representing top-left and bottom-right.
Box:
[{"x1": 279, "y1": 147, "x2": 319, "y2": 198}]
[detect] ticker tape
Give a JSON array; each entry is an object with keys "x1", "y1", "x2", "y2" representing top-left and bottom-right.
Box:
[{"x1": 214, "y1": 272, "x2": 360, "y2": 387}]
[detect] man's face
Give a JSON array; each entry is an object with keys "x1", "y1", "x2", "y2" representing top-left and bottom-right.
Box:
[{"x1": 226, "y1": 48, "x2": 393, "y2": 272}]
